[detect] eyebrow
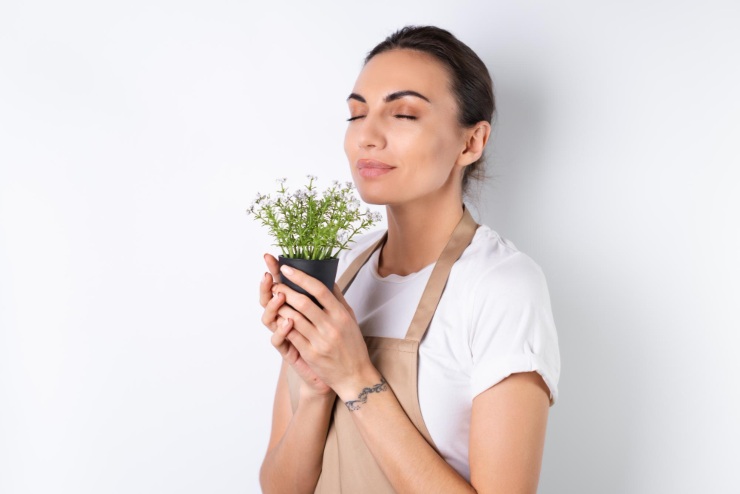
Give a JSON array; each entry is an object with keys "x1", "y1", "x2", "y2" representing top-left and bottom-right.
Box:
[{"x1": 346, "y1": 90, "x2": 431, "y2": 104}]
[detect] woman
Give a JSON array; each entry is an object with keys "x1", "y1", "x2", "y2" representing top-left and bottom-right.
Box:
[{"x1": 258, "y1": 25, "x2": 560, "y2": 494}]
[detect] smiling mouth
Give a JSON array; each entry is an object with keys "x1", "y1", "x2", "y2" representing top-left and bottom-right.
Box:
[
  {"x1": 357, "y1": 159, "x2": 394, "y2": 170},
  {"x1": 357, "y1": 159, "x2": 395, "y2": 178}
]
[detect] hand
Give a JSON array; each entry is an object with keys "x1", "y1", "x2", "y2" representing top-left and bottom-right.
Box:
[
  {"x1": 272, "y1": 264, "x2": 382, "y2": 401},
  {"x1": 260, "y1": 254, "x2": 333, "y2": 397}
]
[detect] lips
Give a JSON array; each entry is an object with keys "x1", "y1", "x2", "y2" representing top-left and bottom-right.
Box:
[{"x1": 357, "y1": 159, "x2": 395, "y2": 178}]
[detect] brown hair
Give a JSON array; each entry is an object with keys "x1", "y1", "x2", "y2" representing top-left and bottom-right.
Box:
[{"x1": 364, "y1": 25, "x2": 495, "y2": 194}]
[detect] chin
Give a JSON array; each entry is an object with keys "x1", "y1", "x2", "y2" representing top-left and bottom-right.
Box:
[
  {"x1": 350, "y1": 174, "x2": 385, "y2": 205},
  {"x1": 355, "y1": 187, "x2": 388, "y2": 206}
]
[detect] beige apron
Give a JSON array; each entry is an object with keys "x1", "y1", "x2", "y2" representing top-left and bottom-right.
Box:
[{"x1": 286, "y1": 208, "x2": 479, "y2": 493}]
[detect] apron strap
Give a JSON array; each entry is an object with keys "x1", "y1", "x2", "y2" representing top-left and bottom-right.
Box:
[
  {"x1": 406, "y1": 208, "x2": 478, "y2": 342},
  {"x1": 337, "y1": 232, "x2": 387, "y2": 294}
]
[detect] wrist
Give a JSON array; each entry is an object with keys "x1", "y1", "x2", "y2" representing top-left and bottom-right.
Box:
[
  {"x1": 299, "y1": 385, "x2": 336, "y2": 405},
  {"x1": 335, "y1": 366, "x2": 384, "y2": 403}
]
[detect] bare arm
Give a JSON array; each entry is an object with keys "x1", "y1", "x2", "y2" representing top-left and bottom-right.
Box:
[
  {"x1": 469, "y1": 371, "x2": 550, "y2": 494},
  {"x1": 259, "y1": 360, "x2": 335, "y2": 494}
]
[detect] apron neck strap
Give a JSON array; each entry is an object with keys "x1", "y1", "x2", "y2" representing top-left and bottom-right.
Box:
[
  {"x1": 337, "y1": 207, "x2": 479, "y2": 342},
  {"x1": 337, "y1": 233, "x2": 388, "y2": 294},
  {"x1": 405, "y1": 207, "x2": 478, "y2": 342}
]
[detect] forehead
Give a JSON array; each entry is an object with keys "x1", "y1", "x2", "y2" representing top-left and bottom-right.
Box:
[{"x1": 351, "y1": 49, "x2": 454, "y2": 103}]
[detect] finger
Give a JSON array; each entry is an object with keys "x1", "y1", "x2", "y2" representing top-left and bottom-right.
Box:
[
  {"x1": 272, "y1": 321, "x2": 301, "y2": 366},
  {"x1": 276, "y1": 302, "x2": 302, "y2": 322},
  {"x1": 261, "y1": 291, "x2": 286, "y2": 330},
  {"x1": 259, "y1": 272, "x2": 274, "y2": 308},
  {"x1": 264, "y1": 253, "x2": 281, "y2": 280},
  {"x1": 273, "y1": 282, "x2": 326, "y2": 328},
  {"x1": 276, "y1": 304, "x2": 318, "y2": 341},
  {"x1": 285, "y1": 321, "x2": 312, "y2": 357},
  {"x1": 271, "y1": 317, "x2": 293, "y2": 355},
  {"x1": 278, "y1": 264, "x2": 340, "y2": 314}
]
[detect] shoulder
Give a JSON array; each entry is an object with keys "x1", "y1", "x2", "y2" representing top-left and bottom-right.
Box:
[
  {"x1": 452, "y1": 224, "x2": 550, "y2": 299},
  {"x1": 451, "y1": 223, "x2": 560, "y2": 405}
]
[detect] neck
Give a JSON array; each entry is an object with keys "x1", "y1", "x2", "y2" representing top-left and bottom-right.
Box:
[{"x1": 378, "y1": 192, "x2": 465, "y2": 277}]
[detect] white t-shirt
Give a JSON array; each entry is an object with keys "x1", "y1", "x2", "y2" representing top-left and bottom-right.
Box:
[{"x1": 338, "y1": 224, "x2": 560, "y2": 481}]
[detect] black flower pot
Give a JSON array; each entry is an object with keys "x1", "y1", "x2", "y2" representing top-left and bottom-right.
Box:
[{"x1": 278, "y1": 256, "x2": 339, "y2": 309}]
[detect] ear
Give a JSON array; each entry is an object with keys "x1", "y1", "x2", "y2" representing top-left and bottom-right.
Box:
[{"x1": 455, "y1": 121, "x2": 491, "y2": 167}]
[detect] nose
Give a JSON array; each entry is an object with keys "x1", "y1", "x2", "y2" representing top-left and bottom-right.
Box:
[{"x1": 356, "y1": 113, "x2": 386, "y2": 150}]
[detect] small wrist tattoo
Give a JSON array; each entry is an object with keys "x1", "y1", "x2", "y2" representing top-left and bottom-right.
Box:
[{"x1": 345, "y1": 377, "x2": 388, "y2": 411}]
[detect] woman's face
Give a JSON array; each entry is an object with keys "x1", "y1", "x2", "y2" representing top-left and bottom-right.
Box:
[{"x1": 344, "y1": 49, "x2": 469, "y2": 206}]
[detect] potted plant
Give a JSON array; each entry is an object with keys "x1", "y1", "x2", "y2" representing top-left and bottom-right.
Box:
[{"x1": 247, "y1": 175, "x2": 382, "y2": 306}]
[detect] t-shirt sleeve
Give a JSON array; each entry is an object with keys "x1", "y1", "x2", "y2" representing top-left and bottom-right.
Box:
[{"x1": 468, "y1": 252, "x2": 560, "y2": 406}]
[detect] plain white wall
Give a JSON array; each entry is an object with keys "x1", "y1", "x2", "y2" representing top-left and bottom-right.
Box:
[{"x1": 1, "y1": 1, "x2": 738, "y2": 493}]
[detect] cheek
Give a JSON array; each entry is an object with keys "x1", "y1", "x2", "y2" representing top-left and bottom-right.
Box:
[
  {"x1": 433, "y1": 125, "x2": 465, "y2": 166},
  {"x1": 344, "y1": 126, "x2": 362, "y2": 162},
  {"x1": 412, "y1": 131, "x2": 457, "y2": 173}
]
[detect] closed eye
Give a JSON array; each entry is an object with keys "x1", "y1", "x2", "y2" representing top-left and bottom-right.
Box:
[{"x1": 346, "y1": 115, "x2": 417, "y2": 122}]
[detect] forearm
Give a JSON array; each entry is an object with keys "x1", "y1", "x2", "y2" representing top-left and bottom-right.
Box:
[
  {"x1": 260, "y1": 391, "x2": 335, "y2": 494},
  {"x1": 340, "y1": 370, "x2": 477, "y2": 494}
]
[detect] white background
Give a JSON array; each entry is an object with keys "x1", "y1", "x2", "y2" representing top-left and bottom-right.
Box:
[{"x1": 1, "y1": 1, "x2": 739, "y2": 493}]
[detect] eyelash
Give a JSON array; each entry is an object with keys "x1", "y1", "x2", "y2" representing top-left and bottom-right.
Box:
[{"x1": 346, "y1": 115, "x2": 417, "y2": 122}]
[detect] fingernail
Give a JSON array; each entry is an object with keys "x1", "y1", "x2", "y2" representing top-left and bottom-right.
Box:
[
  {"x1": 263, "y1": 272, "x2": 270, "y2": 282},
  {"x1": 280, "y1": 265, "x2": 294, "y2": 276},
  {"x1": 283, "y1": 318, "x2": 291, "y2": 328}
]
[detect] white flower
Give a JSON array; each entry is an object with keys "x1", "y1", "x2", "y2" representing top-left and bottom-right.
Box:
[{"x1": 247, "y1": 174, "x2": 382, "y2": 260}]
